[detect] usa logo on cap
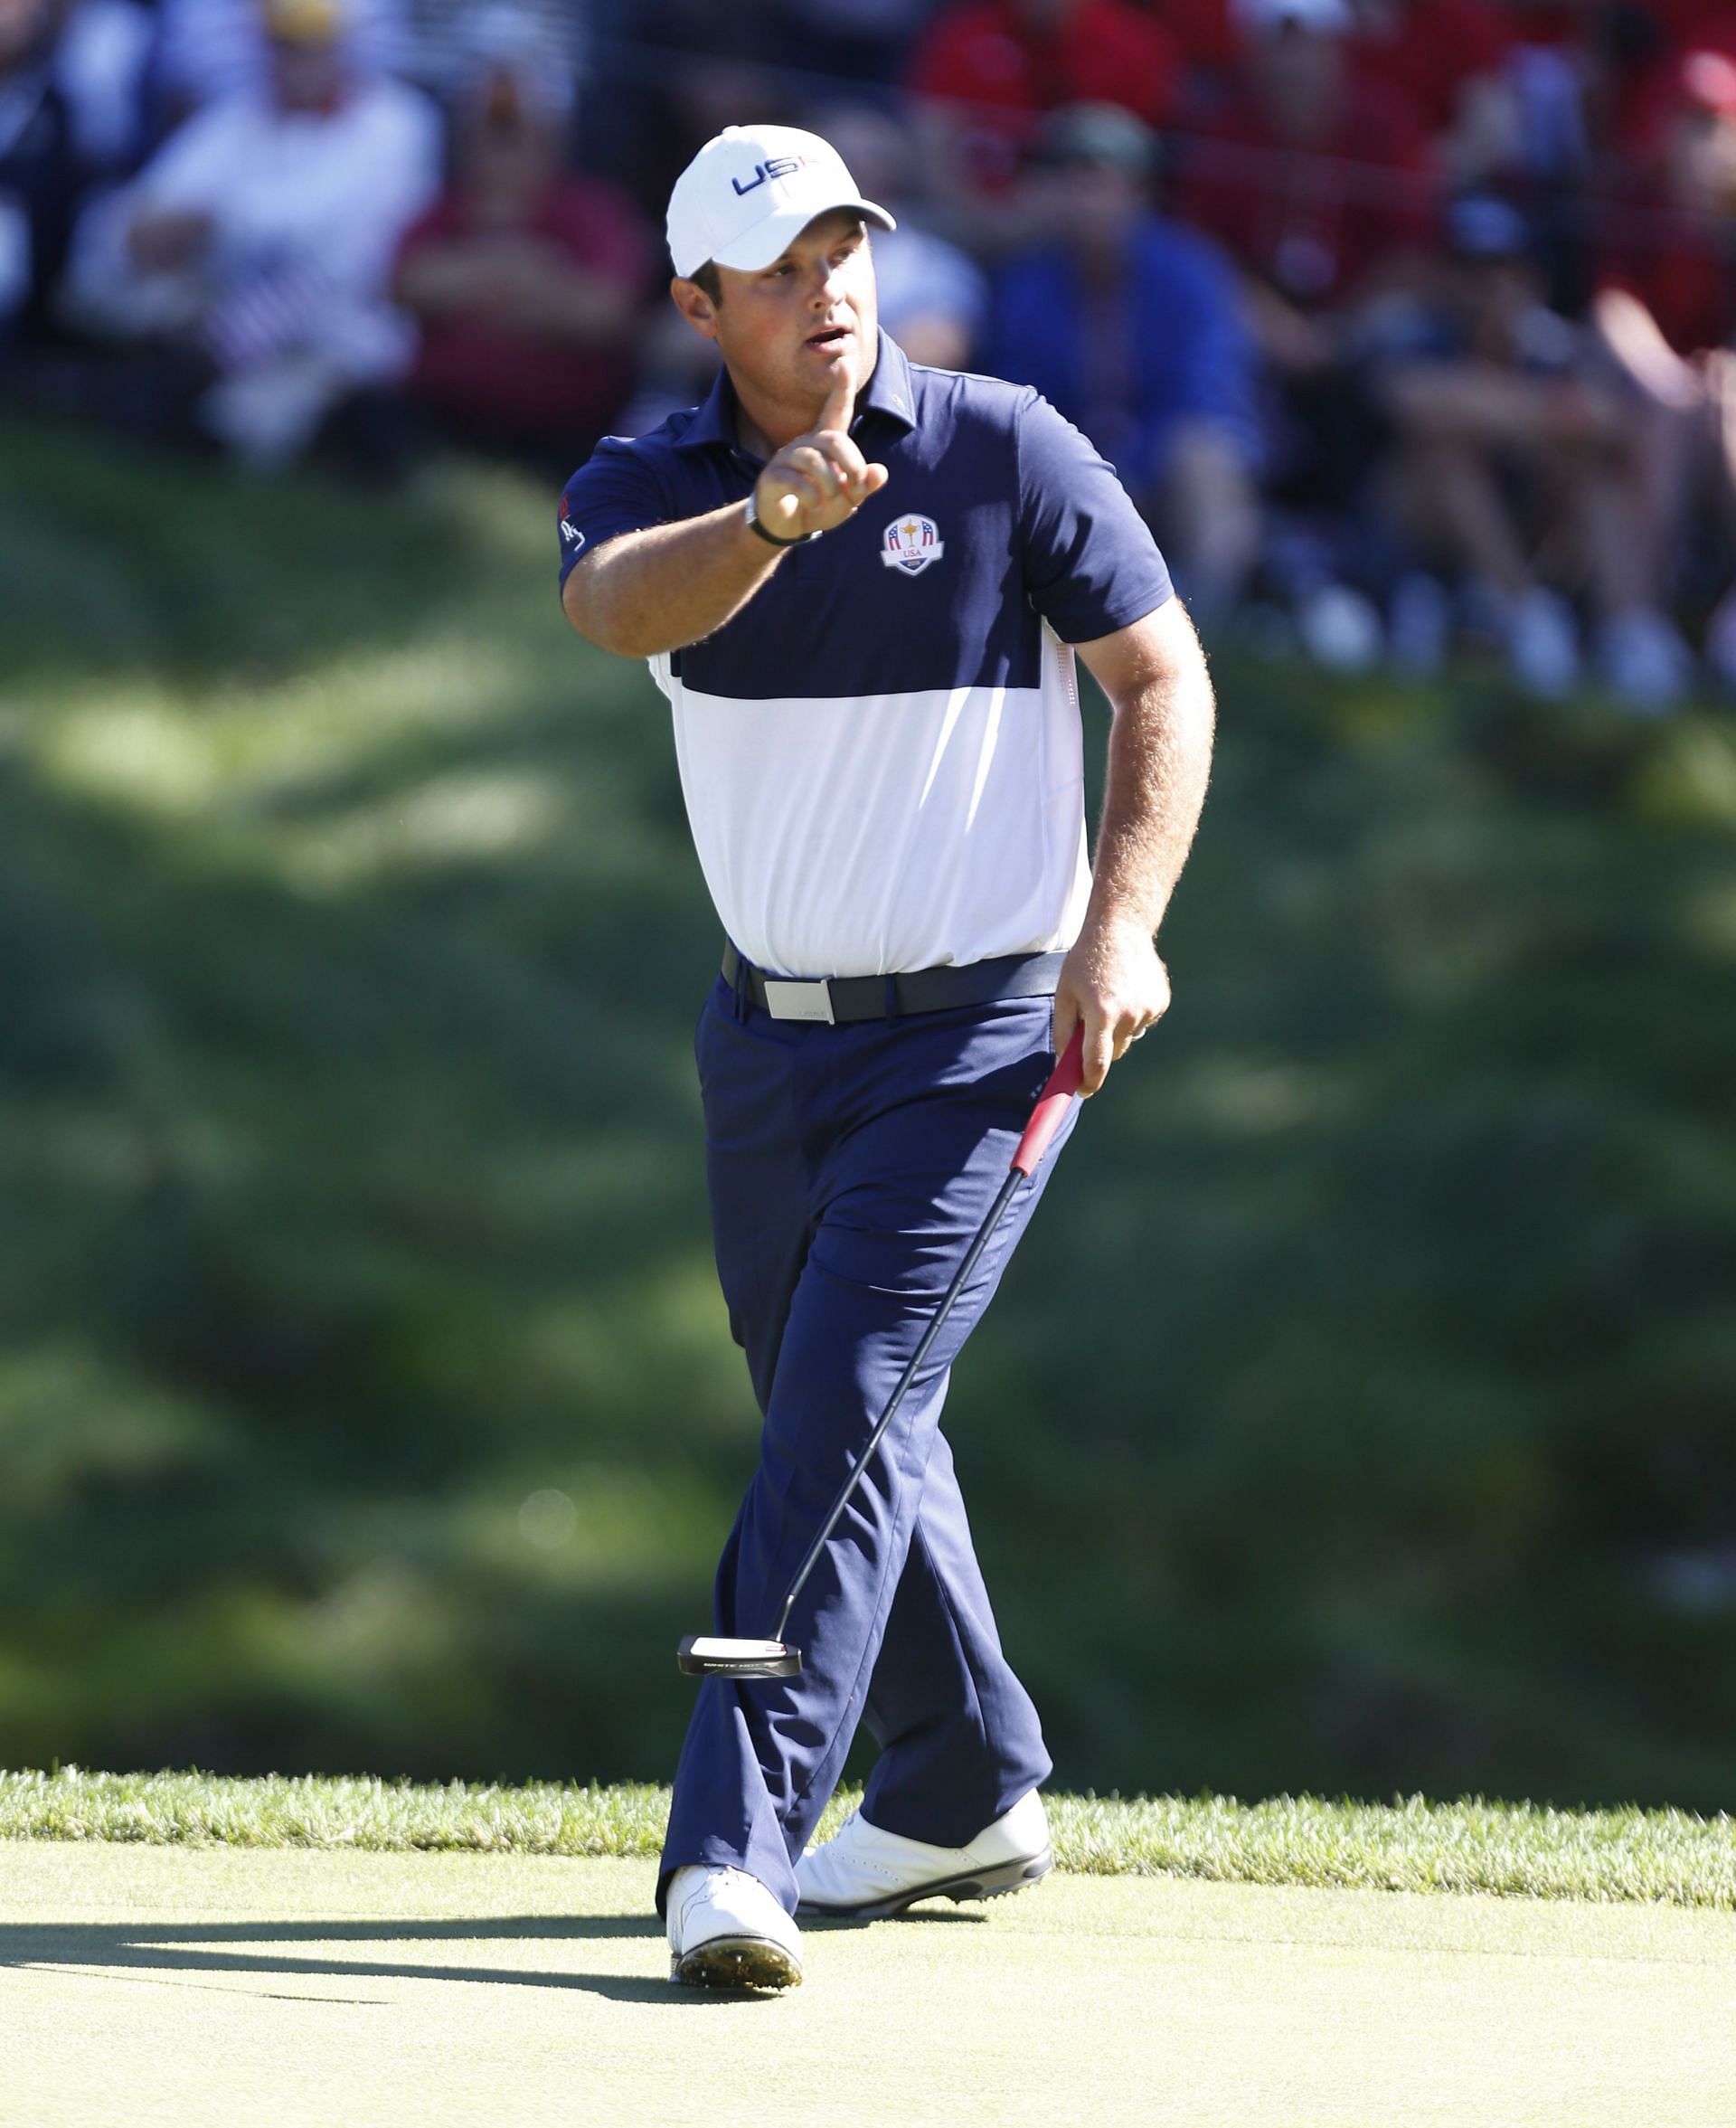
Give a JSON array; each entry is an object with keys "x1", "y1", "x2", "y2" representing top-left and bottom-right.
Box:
[
  {"x1": 665, "y1": 123, "x2": 895, "y2": 279},
  {"x1": 882, "y1": 515, "x2": 944, "y2": 577}
]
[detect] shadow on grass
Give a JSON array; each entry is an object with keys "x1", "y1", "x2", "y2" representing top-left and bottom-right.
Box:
[
  {"x1": 2, "y1": 1900, "x2": 994, "y2": 2008},
  {"x1": 0, "y1": 1913, "x2": 748, "y2": 2008}
]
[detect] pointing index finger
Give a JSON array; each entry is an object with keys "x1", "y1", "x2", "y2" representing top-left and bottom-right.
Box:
[{"x1": 817, "y1": 342, "x2": 857, "y2": 436}]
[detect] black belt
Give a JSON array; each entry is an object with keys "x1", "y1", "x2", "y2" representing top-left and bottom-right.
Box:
[{"x1": 722, "y1": 943, "x2": 1065, "y2": 1024}]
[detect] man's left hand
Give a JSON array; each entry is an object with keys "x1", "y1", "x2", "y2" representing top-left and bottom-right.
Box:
[{"x1": 1052, "y1": 915, "x2": 1171, "y2": 1097}]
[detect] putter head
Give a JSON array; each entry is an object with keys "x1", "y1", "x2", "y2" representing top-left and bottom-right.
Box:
[{"x1": 677, "y1": 1634, "x2": 803, "y2": 1680}]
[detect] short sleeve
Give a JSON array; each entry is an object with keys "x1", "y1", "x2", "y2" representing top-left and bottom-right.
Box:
[
  {"x1": 1016, "y1": 392, "x2": 1173, "y2": 643},
  {"x1": 557, "y1": 437, "x2": 668, "y2": 591}
]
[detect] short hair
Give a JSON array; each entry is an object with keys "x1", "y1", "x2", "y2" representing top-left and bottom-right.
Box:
[{"x1": 689, "y1": 260, "x2": 722, "y2": 305}]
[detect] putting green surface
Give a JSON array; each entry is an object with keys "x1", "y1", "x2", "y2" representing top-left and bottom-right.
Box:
[{"x1": 4, "y1": 1844, "x2": 1731, "y2": 2127}]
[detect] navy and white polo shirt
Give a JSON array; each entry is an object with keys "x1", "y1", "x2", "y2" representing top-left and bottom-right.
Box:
[{"x1": 558, "y1": 332, "x2": 1171, "y2": 980}]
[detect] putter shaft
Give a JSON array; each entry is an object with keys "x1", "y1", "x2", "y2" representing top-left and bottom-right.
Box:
[
  {"x1": 771, "y1": 1164, "x2": 1026, "y2": 1647},
  {"x1": 679, "y1": 1026, "x2": 1086, "y2": 1682}
]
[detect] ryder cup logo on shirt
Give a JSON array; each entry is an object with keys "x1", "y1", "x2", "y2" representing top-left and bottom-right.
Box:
[{"x1": 881, "y1": 514, "x2": 944, "y2": 576}]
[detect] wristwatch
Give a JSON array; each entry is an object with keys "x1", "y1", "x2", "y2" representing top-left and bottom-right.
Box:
[{"x1": 744, "y1": 491, "x2": 818, "y2": 548}]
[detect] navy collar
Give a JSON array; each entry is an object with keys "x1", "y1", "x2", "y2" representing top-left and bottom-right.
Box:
[{"x1": 676, "y1": 329, "x2": 918, "y2": 454}]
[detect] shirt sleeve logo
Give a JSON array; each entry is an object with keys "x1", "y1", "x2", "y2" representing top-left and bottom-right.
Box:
[{"x1": 881, "y1": 513, "x2": 945, "y2": 577}]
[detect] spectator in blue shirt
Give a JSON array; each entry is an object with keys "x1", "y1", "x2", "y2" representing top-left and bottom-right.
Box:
[
  {"x1": 991, "y1": 101, "x2": 1262, "y2": 622},
  {"x1": 0, "y1": 0, "x2": 78, "y2": 350}
]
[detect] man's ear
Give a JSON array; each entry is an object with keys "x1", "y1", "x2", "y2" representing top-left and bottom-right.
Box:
[{"x1": 670, "y1": 277, "x2": 719, "y2": 342}]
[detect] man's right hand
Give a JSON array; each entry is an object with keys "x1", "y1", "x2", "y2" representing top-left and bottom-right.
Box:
[
  {"x1": 566, "y1": 354, "x2": 889, "y2": 660},
  {"x1": 754, "y1": 358, "x2": 890, "y2": 539}
]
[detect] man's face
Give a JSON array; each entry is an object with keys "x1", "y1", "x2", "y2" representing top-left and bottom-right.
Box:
[
  {"x1": 1053, "y1": 157, "x2": 1144, "y2": 246},
  {"x1": 1250, "y1": 22, "x2": 1345, "y2": 132},
  {"x1": 464, "y1": 79, "x2": 561, "y2": 200},
  {"x1": 679, "y1": 210, "x2": 879, "y2": 411},
  {"x1": 268, "y1": 33, "x2": 342, "y2": 111}
]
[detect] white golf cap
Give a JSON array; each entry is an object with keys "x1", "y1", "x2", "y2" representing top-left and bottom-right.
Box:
[{"x1": 666, "y1": 123, "x2": 895, "y2": 280}]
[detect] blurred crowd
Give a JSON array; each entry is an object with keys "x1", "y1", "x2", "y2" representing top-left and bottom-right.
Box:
[{"x1": 6, "y1": 0, "x2": 1736, "y2": 705}]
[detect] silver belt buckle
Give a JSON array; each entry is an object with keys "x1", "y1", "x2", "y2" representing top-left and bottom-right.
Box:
[{"x1": 761, "y1": 978, "x2": 835, "y2": 1024}]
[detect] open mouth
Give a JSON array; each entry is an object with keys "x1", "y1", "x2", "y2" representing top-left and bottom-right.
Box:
[{"x1": 806, "y1": 325, "x2": 850, "y2": 349}]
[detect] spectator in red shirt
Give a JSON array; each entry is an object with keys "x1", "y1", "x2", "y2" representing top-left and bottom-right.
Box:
[
  {"x1": 1599, "y1": 44, "x2": 1736, "y2": 359},
  {"x1": 1593, "y1": 43, "x2": 1736, "y2": 689},
  {"x1": 907, "y1": 0, "x2": 1182, "y2": 240},
  {"x1": 1175, "y1": 0, "x2": 1437, "y2": 370},
  {"x1": 392, "y1": 19, "x2": 653, "y2": 470},
  {"x1": 1351, "y1": 0, "x2": 1516, "y2": 180}
]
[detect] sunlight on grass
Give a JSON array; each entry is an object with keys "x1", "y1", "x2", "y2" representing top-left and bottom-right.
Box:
[
  {"x1": 273, "y1": 770, "x2": 572, "y2": 887},
  {"x1": 42, "y1": 700, "x2": 222, "y2": 809},
  {"x1": 0, "y1": 1347, "x2": 230, "y2": 1511},
  {"x1": 42, "y1": 643, "x2": 552, "y2": 807},
  {"x1": 1633, "y1": 722, "x2": 1736, "y2": 828},
  {"x1": 4, "y1": 1770, "x2": 1734, "y2": 1910},
  {"x1": 316, "y1": 1466, "x2": 725, "y2": 1593},
  {"x1": 1175, "y1": 1055, "x2": 1341, "y2": 1137}
]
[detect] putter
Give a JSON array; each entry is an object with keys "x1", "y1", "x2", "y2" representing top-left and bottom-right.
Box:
[{"x1": 678, "y1": 1023, "x2": 1088, "y2": 1681}]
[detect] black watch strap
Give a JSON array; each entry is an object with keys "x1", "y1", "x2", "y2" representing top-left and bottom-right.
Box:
[{"x1": 744, "y1": 493, "x2": 817, "y2": 548}]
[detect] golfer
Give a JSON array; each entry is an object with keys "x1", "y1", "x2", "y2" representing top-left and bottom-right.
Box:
[{"x1": 559, "y1": 123, "x2": 1214, "y2": 1991}]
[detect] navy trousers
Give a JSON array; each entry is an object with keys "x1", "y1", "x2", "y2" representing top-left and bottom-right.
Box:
[{"x1": 658, "y1": 972, "x2": 1073, "y2": 1915}]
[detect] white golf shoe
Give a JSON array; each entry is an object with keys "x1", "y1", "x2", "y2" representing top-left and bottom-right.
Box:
[
  {"x1": 796, "y1": 1788, "x2": 1053, "y2": 1920},
  {"x1": 665, "y1": 1865, "x2": 803, "y2": 1991}
]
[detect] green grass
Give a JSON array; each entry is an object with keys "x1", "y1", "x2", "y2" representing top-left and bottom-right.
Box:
[
  {"x1": 3, "y1": 411, "x2": 1736, "y2": 1813},
  {"x1": 5, "y1": 1769, "x2": 1734, "y2": 1908}
]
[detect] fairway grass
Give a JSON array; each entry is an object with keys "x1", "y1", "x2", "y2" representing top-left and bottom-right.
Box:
[
  {"x1": 5, "y1": 1842, "x2": 1732, "y2": 2128},
  {"x1": 4, "y1": 1768, "x2": 1734, "y2": 1909}
]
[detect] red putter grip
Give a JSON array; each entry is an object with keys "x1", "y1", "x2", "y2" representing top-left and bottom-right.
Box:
[{"x1": 1011, "y1": 1025, "x2": 1086, "y2": 1177}]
